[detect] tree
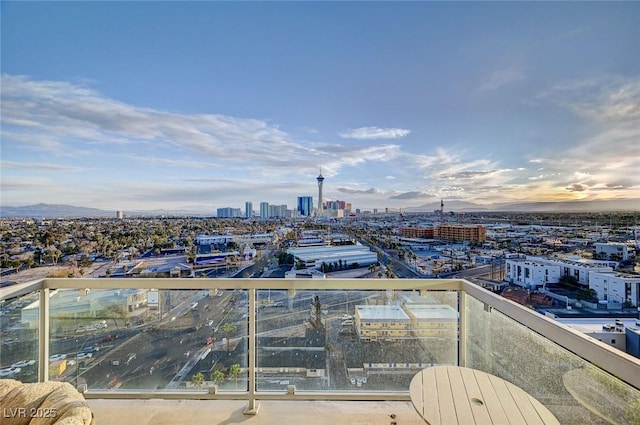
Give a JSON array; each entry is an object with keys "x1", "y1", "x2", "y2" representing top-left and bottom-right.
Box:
[
  {"x1": 48, "y1": 246, "x2": 62, "y2": 266},
  {"x1": 576, "y1": 288, "x2": 598, "y2": 303},
  {"x1": 191, "y1": 371, "x2": 204, "y2": 389},
  {"x1": 221, "y1": 323, "x2": 236, "y2": 352},
  {"x1": 211, "y1": 370, "x2": 225, "y2": 387},
  {"x1": 228, "y1": 363, "x2": 241, "y2": 390},
  {"x1": 104, "y1": 305, "x2": 128, "y2": 327}
]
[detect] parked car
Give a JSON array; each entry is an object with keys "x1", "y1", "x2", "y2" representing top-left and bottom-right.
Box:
[
  {"x1": 341, "y1": 319, "x2": 354, "y2": 326},
  {"x1": 82, "y1": 346, "x2": 100, "y2": 353},
  {"x1": 0, "y1": 367, "x2": 21, "y2": 377},
  {"x1": 49, "y1": 354, "x2": 66, "y2": 361},
  {"x1": 11, "y1": 360, "x2": 35, "y2": 368},
  {"x1": 99, "y1": 334, "x2": 118, "y2": 343}
]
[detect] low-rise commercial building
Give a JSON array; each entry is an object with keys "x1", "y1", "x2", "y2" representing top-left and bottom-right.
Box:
[{"x1": 287, "y1": 245, "x2": 377, "y2": 270}]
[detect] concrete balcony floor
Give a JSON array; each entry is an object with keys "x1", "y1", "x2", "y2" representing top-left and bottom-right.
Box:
[{"x1": 87, "y1": 399, "x2": 425, "y2": 425}]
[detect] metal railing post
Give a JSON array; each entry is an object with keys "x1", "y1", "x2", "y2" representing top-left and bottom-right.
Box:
[
  {"x1": 458, "y1": 291, "x2": 466, "y2": 367},
  {"x1": 244, "y1": 287, "x2": 260, "y2": 415},
  {"x1": 39, "y1": 288, "x2": 50, "y2": 382}
]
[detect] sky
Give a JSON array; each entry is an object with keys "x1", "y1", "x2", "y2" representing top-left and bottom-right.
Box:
[{"x1": 1, "y1": 1, "x2": 639, "y2": 213}]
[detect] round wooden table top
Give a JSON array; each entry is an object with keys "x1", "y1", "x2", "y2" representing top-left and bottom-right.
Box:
[{"x1": 409, "y1": 365, "x2": 560, "y2": 425}]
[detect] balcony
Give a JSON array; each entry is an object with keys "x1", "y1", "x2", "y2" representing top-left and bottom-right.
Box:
[{"x1": 1, "y1": 278, "x2": 639, "y2": 424}]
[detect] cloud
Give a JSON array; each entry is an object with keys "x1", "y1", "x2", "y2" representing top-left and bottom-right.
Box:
[
  {"x1": 438, "y1": 169, "x2": 509, "y2": 180},
  {"x1": 0, "y1": 74, "x2": 402, "y2": 181},
  {"x1": 479, "y1": 66, "x2": 524, "y2": 92},
  {"x1": 1, "y1": 161, "x2": 86, "y2": 171},
  {"x1": 567, "y1": 183, "x2": 588, "y2": 192},
  {"x1": 339, "y1": 126, "x2": 411, "y2": 140},
  {"x1": 532, "y1": 75, "x2": 640, "y2": 199},
  {"x1": 336, "y1": 187, "x2": 381, "y2": 195},
  {"x1": 3, "y1": 73, "x2": 637, "y2": 209}
]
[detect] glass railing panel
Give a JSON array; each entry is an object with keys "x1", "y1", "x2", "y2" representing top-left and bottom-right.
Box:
[
  {"x1": 255, "y1": 289, "x2": 459, "y2": 392},
  {"x1": 465, "y1": 295, "x2": 640, "y2": 425},
  {"x1": 204, "y1": 289, "x2": 248, "y2": 392},
  {"x1": 47, "y1": 287, "x2": 248, "y2": 392},
  {"x1": 0, "y1": 291, "x2": 40, "y2": 383}
]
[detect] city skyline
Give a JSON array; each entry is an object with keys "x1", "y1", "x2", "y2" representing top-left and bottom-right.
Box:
[{"x1": 1, "y1": 2, "x2": 639, "y2": 212}]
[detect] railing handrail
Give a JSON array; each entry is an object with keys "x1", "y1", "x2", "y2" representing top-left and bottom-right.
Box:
[{"x1": 2, "y1": 277, "x2": 639, "y2": 393}]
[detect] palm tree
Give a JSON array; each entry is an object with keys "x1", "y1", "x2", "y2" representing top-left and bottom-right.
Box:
[
  {"x1": 211, "y1": 370, "x2": 225, "y2": 387},
  {"x1": 191, "y1": 371, "x2": 204, "y2": 389},
  {"x1": 228, "y1": 363, "x2": 241, "y2": 390}
]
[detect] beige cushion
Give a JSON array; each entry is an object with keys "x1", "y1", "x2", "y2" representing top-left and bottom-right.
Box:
[
  {"x1": 0, "y1": 380, "x2": 94, "y2": 425},
  {"x1": 1, "y1": 381, "x2": 62, "y2": 425},
  {"x1": 30, "y1": 384, "x2": 94, "y2": 425},
  {"x1": 0, "y1": 379, "x2": 23, "y2": 400}
]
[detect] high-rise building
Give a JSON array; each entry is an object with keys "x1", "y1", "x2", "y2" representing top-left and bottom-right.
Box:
[
  {"x1": 267, "y1": 204, "x2": 287, "y2": 218},
  {"x1": 260, "y1": 202, "x2": 269, "y2": 219},
  {"x1": 297, "y1": 196, "x2": 313, "y2": 217},
  {"x1": 245, "y1": 201, "x2": 253, "y2": 219},
  {"x1": 116, "y1": 211, "x2": 124, "y2": 219},
  {"x1": 217, "y1": 207, "x2": 242, "y2": 218},
  {"x1": 317, "y1": 171, "x2": 325, "y2": 217}
]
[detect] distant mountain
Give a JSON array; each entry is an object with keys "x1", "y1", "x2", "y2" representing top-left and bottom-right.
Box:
[
  {"x1": 494, "y1": 199, "x2": 640, "y2": 213},
  {"x1": 404, "y1": 199, "x2": 640, "y2": 213},
  {"x1": 0, "y1": 203, "x2": 114, "y2": 218},
  {"x1": 403, "y1": 200, "x2": 490, "y2": 213}
]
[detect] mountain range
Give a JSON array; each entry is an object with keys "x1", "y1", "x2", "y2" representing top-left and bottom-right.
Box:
[
  {"x1": 404, "y1": 199, "x2": 640, "y2": 213},
  {"x1": 1, "y1": 199, "x2": 638, "y2": 218}
]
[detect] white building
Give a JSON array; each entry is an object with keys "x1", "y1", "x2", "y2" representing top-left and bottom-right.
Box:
[
  {"x1": 589, "y1": 271, "x2": 640, "y2": 307},
  {"x1": 287, "y1": 245, "x2": 377, "y2": 270},
  {"x1": 195, "y1": 235, "x2": 235, "y2": 245},
  {"x1": 595, "y1": 242, "x2": 635, "y2": 261},
  {"x1": 235, "y1": 233, "x2": 274, "y2": 246},
  {"x1": 505, "y1": 256, "x2": 613, "y2": 289},
  {"x1": 505, "y1": 258, "x2": 561, "y2": 289},
  {"x1": 554, "y1": 318, "x2": 639, "y2": 353}
]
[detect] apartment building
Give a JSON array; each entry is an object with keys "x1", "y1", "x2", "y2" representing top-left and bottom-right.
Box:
[
  {"x1": 398, "y1": 227, "x2": 435, "y2": 239},
  {"x1": 505, "y1": 256, "x2": 613, "y2": 289},
  {"x1": 436, "y1": 224, "x2": 486, "y2": 242},
  {"x1": 589, "y1": 271, "x2": 640, "y2": 306},
  {"x1": 595, "y1": 242, "x2": 635, "y2": 261}
]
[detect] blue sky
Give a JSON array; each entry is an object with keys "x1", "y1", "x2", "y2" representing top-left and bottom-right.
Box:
[{"x1": 2, "y1": 2, "x2": 639, "y2": 212}]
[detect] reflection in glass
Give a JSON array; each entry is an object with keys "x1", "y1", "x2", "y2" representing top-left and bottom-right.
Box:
[{"x1": 256, "y1": 289, "x2": 458, "y2": 392}]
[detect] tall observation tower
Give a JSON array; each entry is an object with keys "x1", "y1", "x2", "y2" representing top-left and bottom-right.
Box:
[{"x1": 317, "y1": 170, "x2": 325, "y2": 218}]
